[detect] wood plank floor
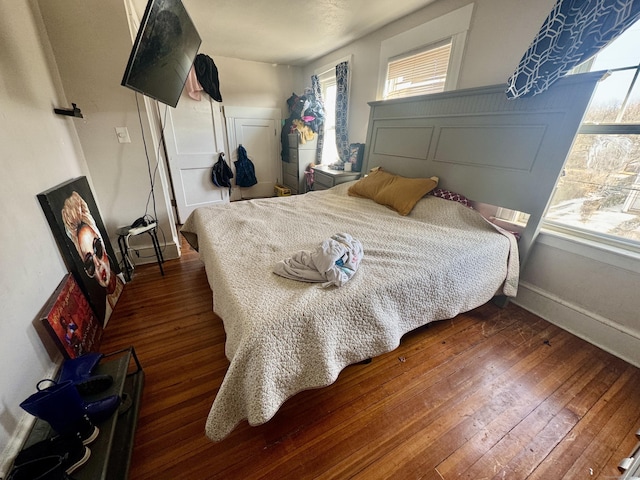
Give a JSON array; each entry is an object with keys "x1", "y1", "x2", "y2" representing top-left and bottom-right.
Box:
[{"x1": 100, "y1": 237, "x2": 640, "y2": 479}]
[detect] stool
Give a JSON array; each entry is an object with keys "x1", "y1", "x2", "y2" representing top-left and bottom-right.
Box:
[{"x1": 116, "y1": 222, "x2": 164, "y2": 281}]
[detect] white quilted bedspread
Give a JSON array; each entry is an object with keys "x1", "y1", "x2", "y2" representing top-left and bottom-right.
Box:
[{"x1": 180, "y1": 182, "x2": 519, "y2": 441}]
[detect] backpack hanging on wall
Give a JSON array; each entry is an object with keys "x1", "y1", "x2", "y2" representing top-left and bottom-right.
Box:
[
  {"x1": 211, "y1": 152, "x2": 233, "y2": 195},
  {"x1": 234, "y1": 144, "x2": 258, "y2": 188}
]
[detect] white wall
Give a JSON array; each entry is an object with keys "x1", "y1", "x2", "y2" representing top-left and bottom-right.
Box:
[
  {"x1": 302, "y1": 0, "x2": 640, "y2": 367},
  {"x1": 215, "y1": 56, "x2": 303, "y2": 112},
  {"x1": 0, "y1": 0, "x2": 92, "y2": 469}
]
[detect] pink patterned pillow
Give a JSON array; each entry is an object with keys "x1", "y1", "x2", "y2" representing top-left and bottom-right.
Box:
[
  {"x1": 430, "y1": 189, "x2": 521, "y2": 240},
  {"x1": 430, "y1": 188, "x2": 473, "y2": 208}
]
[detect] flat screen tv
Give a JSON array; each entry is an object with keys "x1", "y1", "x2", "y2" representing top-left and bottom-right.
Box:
[{"x1": 121, "y1": 0, "x2": 201, "y2": 108}]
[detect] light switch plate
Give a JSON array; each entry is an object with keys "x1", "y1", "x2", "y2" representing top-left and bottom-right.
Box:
[{"x1": 115, "y1": 127, "x2": 131, "y2": 143}]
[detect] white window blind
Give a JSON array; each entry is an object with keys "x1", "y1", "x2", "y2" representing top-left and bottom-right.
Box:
[{"x1": 385, "y1": 40, "x2": 452, "y2": 99}]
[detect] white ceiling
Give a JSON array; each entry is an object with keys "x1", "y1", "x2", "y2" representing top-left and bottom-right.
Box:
[{"x1": 137, "y1": 0, "x2": 438, "y2": 66}]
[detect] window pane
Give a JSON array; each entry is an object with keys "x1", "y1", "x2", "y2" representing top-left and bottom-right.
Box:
[
  {"x1": 385, "y1": 40, "x2": 452, "y2": 99},
  {"x1": 547, "y1": 134, "x2": 640, "y2": 242},
  {"x1": 589, "y1": 21, "x2": 640, "y2": 71},
  {"x1": 321, "y1": 83, "x2": 337, "y2": 165},
  {"x1": 621, "y1": 77, "x2": 640, "y2": 123},
  {"x1": 582, "y1": 70, "x2": 636, "y2": 124}
]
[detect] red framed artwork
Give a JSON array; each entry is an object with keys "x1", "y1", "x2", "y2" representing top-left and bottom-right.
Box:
[{"x1": 40, "y1": 274, "x2": 102, "y2": 359}]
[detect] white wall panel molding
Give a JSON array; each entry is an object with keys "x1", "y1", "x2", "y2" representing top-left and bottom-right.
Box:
[{"x1": 515, "y1": 281, "x2": 640, "y2": 368}]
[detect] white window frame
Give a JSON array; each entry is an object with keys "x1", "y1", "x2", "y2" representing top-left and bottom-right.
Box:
[
  {"x1": 376, "y1": 3, "x2": 474, "y2": 100},
  {"x1": 540, "y1": 33, "x2": 640, "y2": 257}
]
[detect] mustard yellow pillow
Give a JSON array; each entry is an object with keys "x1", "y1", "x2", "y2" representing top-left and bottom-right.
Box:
[
  {"x1": 348, "y1": 168, "x2": 438, "y2": 215},
  {"x1": 347, "y1": 168, "x2": 395, "y2": 199}
]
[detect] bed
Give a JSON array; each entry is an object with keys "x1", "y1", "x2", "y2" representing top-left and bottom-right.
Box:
[{"x1": 180, "y1": 72, "x2": 602, "y2": 441}]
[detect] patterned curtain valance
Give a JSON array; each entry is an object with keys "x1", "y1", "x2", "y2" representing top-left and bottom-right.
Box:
[{"x1": 506, "y1": 0, "x2": 640, "y2": 99}]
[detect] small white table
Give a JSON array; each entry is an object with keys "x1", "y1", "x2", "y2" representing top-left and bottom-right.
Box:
[
  {"x1": 312, "y1": 165, "x2": 361, "y2": 190},
  {"x1": 116, "y1": 222, "x2": 164, "y2": 281}
]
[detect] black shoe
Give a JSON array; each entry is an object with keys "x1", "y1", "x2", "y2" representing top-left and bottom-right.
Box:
[
  {"x1": 8, "y1": 455, "x2": 69, "y2": 479},
  {"x1": 14, "y1": 433, "x2": 90, "y2": 474},
  {"x1": 76, "y1": 416, "x2": 100, "y2": 446},
  {"x1": 74, "y1": 374, "x2": 113, "y2": 396},
  {"x1": 58, "y1": 354, "x2": 113, "y2": 396},
  {"x1": 84, "y1": 394, "x2": 121, "y2": 424}
]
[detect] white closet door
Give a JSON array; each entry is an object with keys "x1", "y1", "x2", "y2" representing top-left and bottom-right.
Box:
[{"x1": 224, "y1": 107, "x2": 281, "y2": 200}]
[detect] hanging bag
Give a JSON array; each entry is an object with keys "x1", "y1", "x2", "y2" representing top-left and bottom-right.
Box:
[
  {"x1": 211, "y1": 152, "x2": 233, "y2": 195},
  {"x1": 234, "y1": 145, "x2": 258, "y2": 188}
]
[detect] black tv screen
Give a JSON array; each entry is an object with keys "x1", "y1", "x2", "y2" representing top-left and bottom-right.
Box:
[{"x1": 121, "y1": 0, "x2": 201, "y2": 108}]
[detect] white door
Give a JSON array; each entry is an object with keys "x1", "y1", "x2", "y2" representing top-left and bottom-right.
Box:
[
  {"x1": 163, "y1": 95, "x2": 229, "y2": 223},
  {"x1": 224, "y1": 107, "x2": 281, "y2": 200}
]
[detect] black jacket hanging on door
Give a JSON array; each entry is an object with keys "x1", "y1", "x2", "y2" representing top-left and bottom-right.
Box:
[
  {"x1": 194, "y1": 54, "x2": 222, "y2": 102},
  {"x1": 234, "y1": 145, "x2": 258, "y2": 188},
  {"x1": 211, "y1": 153, "x2": 233, "y2": 194}
]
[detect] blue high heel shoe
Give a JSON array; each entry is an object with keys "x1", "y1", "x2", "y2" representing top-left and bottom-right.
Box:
[{"x1": 58, "y1": 353, "x2": 113, "y2": 395}]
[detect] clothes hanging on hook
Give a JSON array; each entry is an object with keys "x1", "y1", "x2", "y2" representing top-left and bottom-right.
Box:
[
  {"x1": 194, "y1": 54, "x2": 222, "y2": 102},
  {"x1": 234, "y1": 145, "x2": 258, "y2": 188},
  {"x1": 186, "y1": 66, "x2": 203, "y2": 101},
  {"x1": 211, "y1": 152, "x2": 233, "y2": 195}
]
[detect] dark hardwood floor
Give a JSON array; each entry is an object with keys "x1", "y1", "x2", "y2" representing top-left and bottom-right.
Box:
[{"x1": 100, "y1": 237, "x2": 640, "y2": 479}]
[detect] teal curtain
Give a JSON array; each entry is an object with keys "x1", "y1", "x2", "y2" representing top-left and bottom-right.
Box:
[{"x1": 507, "y1": 0, "x2": 640, "y2": 98}]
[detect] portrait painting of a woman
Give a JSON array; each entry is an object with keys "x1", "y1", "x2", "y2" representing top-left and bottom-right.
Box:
[
  {"x1": 38, "y1": 177, "x2": 124, "y2": 325},
  {"x1": 61, "y1": 191, "x2": 123, "y2": 320}
]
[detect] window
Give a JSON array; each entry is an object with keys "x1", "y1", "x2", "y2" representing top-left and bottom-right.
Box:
[
  {"x1": 317, "y1": 70, "x2": 338, "y2": 165},
  {"x1": 384, "y1": 40, "x2": 452, "y2": 99},
  {"x1": 377, "y1": 4, "x2": 473, "y2": 100},
  {"x1": 544, "y1": 20, "x2": 640, "y2": 249}
]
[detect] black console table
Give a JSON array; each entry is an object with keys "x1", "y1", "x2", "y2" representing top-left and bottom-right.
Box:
[{"x1": 21, "y1": 347, "x2": 144, "y2": 480}]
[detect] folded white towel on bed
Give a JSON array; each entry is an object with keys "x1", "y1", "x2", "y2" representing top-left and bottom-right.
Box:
[{"x1": 273, "y1": 232, "x2": 363, "y2": 287}]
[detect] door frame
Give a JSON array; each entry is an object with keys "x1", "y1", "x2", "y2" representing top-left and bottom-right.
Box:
[{"x1": 224, "y1": 106, "x2": 281, "y2": 200}]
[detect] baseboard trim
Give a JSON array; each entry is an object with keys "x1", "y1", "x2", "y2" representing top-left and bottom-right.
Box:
[
  {"x1": 0, "y1": 414, "x2": 36, "y2": 477},
  {"x1": 514, "y1": 281, "x2": 640, "y2": 368}
]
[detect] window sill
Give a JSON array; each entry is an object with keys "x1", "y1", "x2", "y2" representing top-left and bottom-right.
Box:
[{"x1": 537, "y1": 226, "x2": 640, "y2": 273}]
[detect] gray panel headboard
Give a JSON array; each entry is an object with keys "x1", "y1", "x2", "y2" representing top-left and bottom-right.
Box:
[{"x1": 362, "y1": 71, "x2": 604, "y2": 268}]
